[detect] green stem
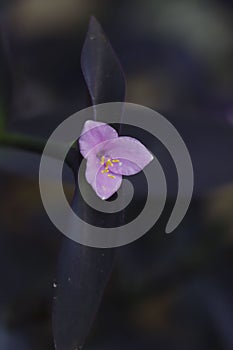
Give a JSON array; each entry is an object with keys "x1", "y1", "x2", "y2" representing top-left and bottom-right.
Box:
[
  {"x1": 0, "y1": 132, "x2": 46, "y2": 155},
  {"x1": 0, "y1": 105, "x2": 78, "y2": 169},
  {"x1": 0, "y1": 132, "x2": 79, "y2": 172}
]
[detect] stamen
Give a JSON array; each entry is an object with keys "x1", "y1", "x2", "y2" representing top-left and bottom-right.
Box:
[
  {"x1": 106, "y1": 159, "x2": 113, "y2": 167},
  {"x1": 101, "y1": 169, "x2": 109, "y2": 174},
  {"x1": 101, "y1": 157, "x2": 119, "y2": 177}
]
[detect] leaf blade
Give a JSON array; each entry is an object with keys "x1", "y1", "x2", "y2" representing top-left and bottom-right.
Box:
[
  {"x1": 81, "y1": 16, "x2": 126, "y2": 106},
  {"x1": 53, "y1": 16, "x2": 126, "y2": 350}
]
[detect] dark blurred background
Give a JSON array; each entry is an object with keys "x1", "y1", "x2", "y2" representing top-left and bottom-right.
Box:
[{"x1": 0, "y1": 0, "x2": 233, "y2": 349}]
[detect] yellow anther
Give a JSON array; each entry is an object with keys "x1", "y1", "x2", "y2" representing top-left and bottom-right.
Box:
[
  {"x1": 112, "y1": 159, "x2": 120, "y2": 163},
  {"x1": 107, "y1": 174, "x2": 116, "y2": 179},
  {"x1": 101, "y1": 169, "x2": 109, "y2": 174},
  {"x1": 100, "y1": 156, "x2": 105, "y2": 165},
  {"x1": 106, "y1": 159, "x2": 113, "y2": 167}
]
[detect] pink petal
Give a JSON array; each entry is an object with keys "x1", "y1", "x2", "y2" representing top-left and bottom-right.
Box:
[
  {"x1": 106, "y1": 158, "x2": 141, "y2": 175},
  {"x1": 85, "y1": 153, "x2": 122, "y2": 200},
  {"x1": 101, "y1": 137, "x2": 153, "y2": 175},
  {"x1": 79, "y1": 120, "x2": 118, "y2": 158},
  {"x1": 85, "y1": 152, "x2": 101, "y2": 186},
  {"x1": 95, "y1": 169, "x2": 122, "y2": 200}
]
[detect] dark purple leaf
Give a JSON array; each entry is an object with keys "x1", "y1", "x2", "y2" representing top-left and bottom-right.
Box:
[
  {"x1": 53, "y1": 238, "x2": 114, "y2": 350},
  {"x1": 53, "y1": 16, "x2": 126, "y2": 350},
  {"x1": 81, "y1": 16, "x2": 126, "y2": 106}
]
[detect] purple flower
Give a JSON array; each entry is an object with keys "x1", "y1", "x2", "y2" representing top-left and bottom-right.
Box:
[{"x1": 79, "y1": 121, "x2": 153, "y2": 200}]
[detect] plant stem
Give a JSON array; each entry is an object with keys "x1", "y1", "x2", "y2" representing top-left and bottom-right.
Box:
[
  {"x1": 0, "y1": 132, "x2": 80, "y2": 172},
  {"x1": 0, "y1": 132, "x2": 46, "y2": 155}
]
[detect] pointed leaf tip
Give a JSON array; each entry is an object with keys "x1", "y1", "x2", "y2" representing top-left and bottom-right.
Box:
[{"x1": 81, "y1": 16, "x2": 126, "y2": 105}]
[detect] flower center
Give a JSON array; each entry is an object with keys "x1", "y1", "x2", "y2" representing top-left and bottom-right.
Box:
[{"x1": 100, "y1": 156, "x2": 120, "y2": 179}]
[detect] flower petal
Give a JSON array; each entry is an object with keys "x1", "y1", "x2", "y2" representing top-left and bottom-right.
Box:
[
  {"x1": 79, "y1": 120, "x2": 118, "y2": 158},
  {"x1": 85, "y1": 153, "x2": 122, "y2": 200},
  {"x1": 106, "y1": 158, "x2": 141, "y2": 175},
  {"x1": 85, "y1": 151, "x2": 101, "y2": 186},
  {"x1": 101, "y1": 137, "x2": 153, "y2": 175},
  {"x1": 95, "y1": 169, "x2": 122, "y2": 200}
]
